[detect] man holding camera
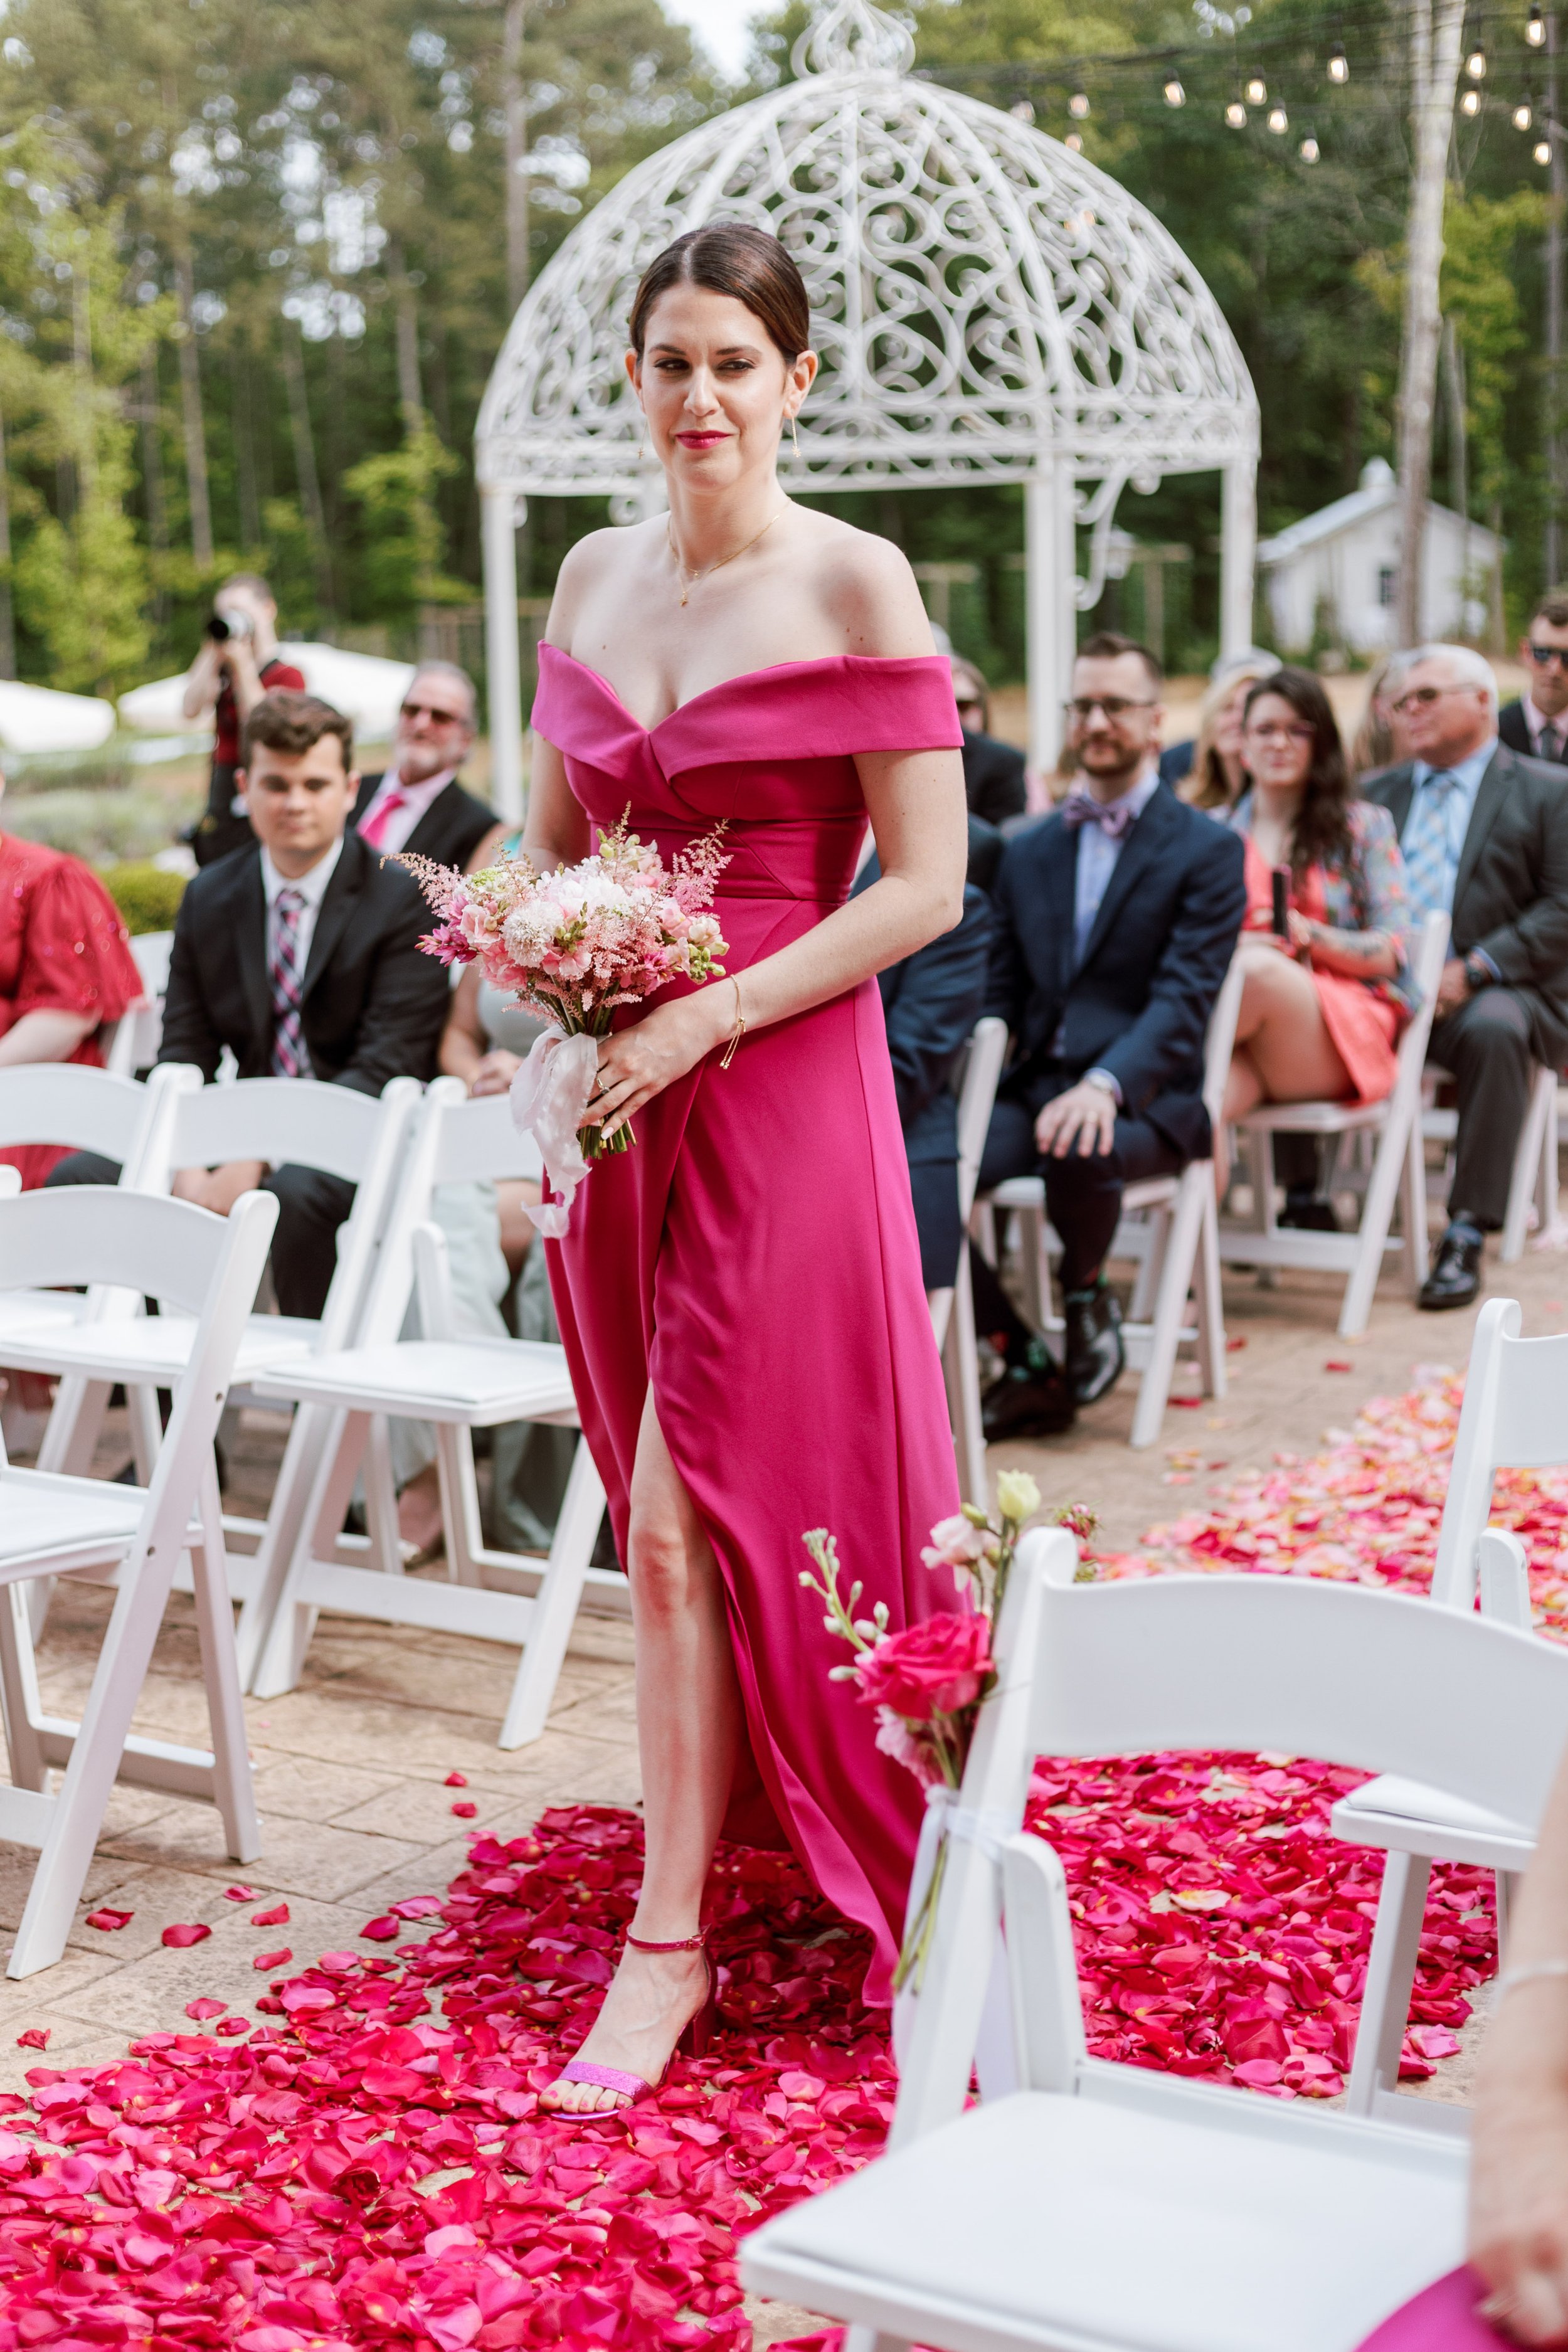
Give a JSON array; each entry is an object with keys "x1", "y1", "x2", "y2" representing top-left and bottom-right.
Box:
[{"x1": 182, "y1": 573, "x2": 305, "y2": 867}]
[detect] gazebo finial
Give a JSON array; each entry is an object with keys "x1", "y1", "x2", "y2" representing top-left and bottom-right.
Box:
[{"x1": 791, "y1": 0, "x2": 916, "y2": 80}]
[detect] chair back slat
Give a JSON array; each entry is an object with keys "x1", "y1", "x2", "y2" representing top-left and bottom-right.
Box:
[
  {"x1": 1200, "y1": 956, "x2": 1246, "y2": 1126},
  {"x1": 431, "y1": 1092, "x2": 545, "y2": 1187},
  {"x1": 1019, "y1": 1562, "x2": 1568, "y2": 1832},
  {"x1": 171, "y1": 1076, "x2": 398, "y2": 1188},
  {"x1": 0, "y1": 1187, "x2": 241, "y2": 1320},
  {"x1": 954, "y1": 1019, "x2": 1007, "y2": 1222},
  {"x1": 0, "y1": 1064, "x2": 154, "y2": 1163}
]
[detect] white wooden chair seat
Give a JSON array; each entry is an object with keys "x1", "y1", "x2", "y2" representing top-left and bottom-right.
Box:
[
  {"x1": 2, "y1": 1311, "x2": 322, "y2": 1386},
  {"x1": 0, "y1": 1469, "x2": 147, "y2": 1575},
  {"x1": 252, "y1": 1336, "x2": 578, "y2": 1424},
  {"x1": 1332, "y1": 1772, "x2": 1532, "y2": 1868},
  {"x1": 0, "y1": 1292, "x2": 93, "y2": 1345},
  {"x1": 746, "y1": 2075, "x2": 1465, "y2": 2352}
]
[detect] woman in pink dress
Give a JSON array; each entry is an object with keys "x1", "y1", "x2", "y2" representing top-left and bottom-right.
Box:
[
  {"x1": 1217, "y1": 667, "x2": 1416, "y2": 1199},
  {"x1": 520, "y1": 224, "x2": 968, "y2": 2113}
]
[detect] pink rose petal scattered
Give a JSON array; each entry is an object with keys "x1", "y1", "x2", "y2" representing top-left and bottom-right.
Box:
[
  {"x1": 160, "y1": 1922, "x2": 211, "y2": 1948},
  {"x1": 450, "y1": 1801, "x2": 477, "y2": 1818},
  {"x1": 14, "y1": 2028, "x2": 47, "y2": 2050},
  {"x1": 250, "y1": 1902, "x2": 289, "y2": 1927},
  {"x1": 253, "y1": 1948, "x2": 292, "y2": 1970},
  {"x1": 84, "y1": 1907, "x2": 133, "y2": 1931},
  {"x1": 184, "y1": 1999, "x2": 226, "y2": 2021},
  {"x1": 393, "y1": 1895, "x2": 443, "y2": 1919},
  {"x1": 222, "y1": 1883, "x2": 257, "y2": 1900},
  {"x1": 361, "y1": 1914, "x2": 401, "y2": 1941},
  {"x1": 445, "y1": 1772, "x2": 468, "y2": 1786}
]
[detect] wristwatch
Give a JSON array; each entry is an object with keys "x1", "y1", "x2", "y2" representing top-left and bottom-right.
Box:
[{"x1": 1463, "y1": 953, "x2": 1493, "y2": 993}]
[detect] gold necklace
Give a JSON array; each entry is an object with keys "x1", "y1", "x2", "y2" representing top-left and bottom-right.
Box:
[{"x1": 666, "y1": 507, "x2": 784, "y2": 608}]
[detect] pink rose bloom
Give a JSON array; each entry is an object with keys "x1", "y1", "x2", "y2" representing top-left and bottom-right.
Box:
[
  {"x1": 873, "y1": 1705, "x2": 945, "y2": 1787},
  {"x1": 855, "y1": 1613, "x2": 993, "y2": 1722}
]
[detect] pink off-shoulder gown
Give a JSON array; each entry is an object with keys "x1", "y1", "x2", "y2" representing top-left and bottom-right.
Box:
[{"x1": 530, "y1": 647, "x2": 965, "y2": 2003}]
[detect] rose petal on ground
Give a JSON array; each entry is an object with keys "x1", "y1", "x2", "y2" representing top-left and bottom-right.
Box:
[
  {"x1": 161, "y1": 1923, "x2": 211, "y2": 1947},
  {"x1": 445, "y1": 1772, "x2": 468, "y2": 1787},
  {"x1": 451, "y1": 1802, "x2": 477, "y2": 1818},
  {"x1": 253, "y1": 1949, "x2": 292, "y2": 1970},
  {"x1": 14, "y1": 2028, "x2": 47, "y2": 2050},
  {"x1": 85, "y1": 1908, "x2": 134, "y2": 1931},
  {"x1": 184, "y1": 2000, "x2": 226, "y2": 2021},
  {"x1": 361, "y1": 1915, "x2": 401, "y2": 1941},
  {"x1": 250, "y1": 1903, "x2": 290, "y2": 1927}
]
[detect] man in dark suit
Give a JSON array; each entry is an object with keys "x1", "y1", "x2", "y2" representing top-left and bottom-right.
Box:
[
  {"x1": 1365, "y1": 644, "x2": 1568, "y2": 1310},
  {"x1": 856, "y1": 816, "x2": 997, "y2": 1291},
  {"x1": 354, "y1": 661, "x2": 495, "y2": 869},
  {"x1": 952, "y1": 659, "x2": 1028, "y2": 826},
  {"x1": 50, "y1": 692, "x2": 450, "y2": 1319},
  {"x1": 975, "y1": 633, "x2": 1247, "y2": 1438},
  {"x1": 1499, "y1": 592, "x2": 1568, "y2": 767}
]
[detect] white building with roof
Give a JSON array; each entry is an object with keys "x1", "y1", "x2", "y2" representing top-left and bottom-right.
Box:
[{"x1": 1258, "y1": 457, "x2": 1496, "y2": 657}]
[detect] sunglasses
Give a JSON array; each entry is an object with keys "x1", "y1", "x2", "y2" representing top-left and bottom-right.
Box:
[
  {"x1": 1064, "y1": 696, "x2": 1158, "y2": 723},
  {"x1": 401, "y1": 701, "x2": 469, "y2": 726},
  {"x1": 1530, "y1": 645, "x2": 1568, "y2": 670}
]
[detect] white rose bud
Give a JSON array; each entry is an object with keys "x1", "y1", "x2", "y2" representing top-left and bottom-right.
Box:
[{"x1": 996, "y1": 1470, "x2": 1042, "y2": 1524}]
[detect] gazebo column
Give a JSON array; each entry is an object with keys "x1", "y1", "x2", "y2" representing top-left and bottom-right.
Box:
[
  {"x1": 1025, "y1": 463, "x2": 1078, "y2": 775},
  {"x1": 480, "y1": 482, "x2": 525, "y2": 827},
  {"x1": 1219, "y1": 457, "x2": 1258, "y2": 662}
]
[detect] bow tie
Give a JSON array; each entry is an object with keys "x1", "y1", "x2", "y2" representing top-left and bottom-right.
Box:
[{"x1": 1061, "y1": 790, "x2": 1137, "y2": 840}]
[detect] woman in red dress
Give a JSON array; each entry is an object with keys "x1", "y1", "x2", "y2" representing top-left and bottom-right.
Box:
[{"x1": 0, "y1": 776, "x2": 145, "y2": 1189}]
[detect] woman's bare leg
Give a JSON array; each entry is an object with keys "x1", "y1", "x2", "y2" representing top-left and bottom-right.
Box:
[
  {"x1": 541, "y1": 1386, "x2": 743, "y2": 2114},
  {"x1": 1231, "y1": 949, "x2": 1353, "y2": 1103}
]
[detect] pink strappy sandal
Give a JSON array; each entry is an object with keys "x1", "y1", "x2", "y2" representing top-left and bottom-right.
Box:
[{"x1": 547, "y1": 1929, "x2": 714, "y2": 2109}]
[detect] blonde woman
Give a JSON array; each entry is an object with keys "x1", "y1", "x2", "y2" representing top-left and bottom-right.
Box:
[{"x1": 1181, "y1": 653, "x2": 1281, "y2": 811}]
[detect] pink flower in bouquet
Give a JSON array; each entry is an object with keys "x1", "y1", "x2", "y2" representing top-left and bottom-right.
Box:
[
  {"x1": 872, "y1": 1705, "x2": 945, "y2": 1788},
  {"x1": 921, "y1": 1510, "x2": 992, "y2": 1592},
  {"x1": 854, "y1": 1613, "x2": 994, "y2": 1722}
]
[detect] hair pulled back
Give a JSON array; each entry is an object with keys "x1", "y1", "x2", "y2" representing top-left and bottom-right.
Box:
[
  {"x1": 628, "y1": 223, "x2": 810, "y2": 363},
  {"x1": 1242, "y1": 664, "x2": 1353, "y2": 876}
]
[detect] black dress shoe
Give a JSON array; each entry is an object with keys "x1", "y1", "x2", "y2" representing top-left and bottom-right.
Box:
[
  {"x1": 1418, "y1": 1221, "x2": 1485, "y2": 1311},
  {"x1": 1279, "y1": 1186, "x2": 1340, "y2": 1233},
  {"x1": 1064, "y1": 1283, "x2": 1125, "y2": 1405},
  {"x1": 982, "y1": 1360, "x2": 1076, "y2": 1441}
]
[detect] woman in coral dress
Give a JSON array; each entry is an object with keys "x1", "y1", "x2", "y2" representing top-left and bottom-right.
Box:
[
  {"x1": 521, "y1": 225, "x2": 968, "y2": 2112},
  {"x1": 0, "y1": 788, "x2": 144, "y2": 1190},
  {"x1": 1218, "y1": 666, "x2": 1416, "y2": 1204}
]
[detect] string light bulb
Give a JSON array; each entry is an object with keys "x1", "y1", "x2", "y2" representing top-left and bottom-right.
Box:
[
  {"x1": 1328, "y1": 40, "x2": 1349, "y2": 81},
  {"x1": 1164, "y1": 76, "x2": 1186, "y2": 105},
  {"x1": 1069, "y1": 90, "x2": 1090, "y2": 117},
  {"x1": 1300, "y1": 134, "x2": 1320, "y2": 159},
  {"x1": 1538, "y1": 134, "x2": 1554, "y2": 161},
  {"x1": 1516, "y1": 100, "x2": 1534, "y2": 127},
  {"x1": 1065, "y1": 130, "x2": 1083, "y2": 151},
  {"x1": 1246, "y1": 75, "x2": 1268, "y2": 103},
  {"x1": 1010, "y1": 97, "x2": 1035, "y2": 123},
  {"x1": 1461, "y1": 85, "x2": 1481, "y2": 111},
  {"x1": 1268, "y1": 102, "x2": 1289, "y2": 130},
  {"x1": 1528, "y1": 2, "x2": 1547, "y2": 44},
  {"x1": 1466, "y1": 43, "x2": 1487, "y2": 77},
  {"x1": 1226, "y1": 98, "x2": 1248, "y2": 125}
]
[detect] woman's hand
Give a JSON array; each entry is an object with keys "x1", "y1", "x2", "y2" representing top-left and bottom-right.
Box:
[
  {"x1": 583, "y1": 987, "x2": 734, "y2": 1141},
  {"x1": 470, "y1": 1047, "x2": 522, "y2": 1098},
  {"x1": 1471, "y1": 2084, "x2": 1568, "y2": 2342}
]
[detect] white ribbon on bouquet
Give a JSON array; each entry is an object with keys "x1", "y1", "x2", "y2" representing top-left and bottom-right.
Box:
[{"x1": 509, "y1": 1026, "x2": 600, "y2": 1236}]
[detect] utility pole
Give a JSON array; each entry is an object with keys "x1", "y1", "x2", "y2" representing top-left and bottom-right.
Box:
[
  {"x1": 1396, "y1": 0, "x2": 1466, "y2": 647},
  {"x1": 1549, "y1": 8, "x2": 1565, "y2": 585},
  {"x1": 504, "y1": 0, "x2": 531, "y2": 314}
]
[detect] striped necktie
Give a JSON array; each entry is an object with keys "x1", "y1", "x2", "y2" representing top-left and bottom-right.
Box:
[
  {"x1": 1401, "y1": 771, "x2": 1461, "y2": 933},
  {"x1": 270, "y1": 887, "x2": 309, "y2": 1078}
]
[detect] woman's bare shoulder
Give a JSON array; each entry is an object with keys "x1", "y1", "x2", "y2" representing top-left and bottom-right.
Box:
[
  {"x1": 793, "y1": 509, "x2": 938, "y2": 660},
  {"x1": 543, "y1": 519, "x2": 665, "y2": 647}
]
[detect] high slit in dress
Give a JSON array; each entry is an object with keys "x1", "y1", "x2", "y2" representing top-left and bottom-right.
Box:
[{"x1": 531, "y1": 647, "x2": 965, "y2": 2004}]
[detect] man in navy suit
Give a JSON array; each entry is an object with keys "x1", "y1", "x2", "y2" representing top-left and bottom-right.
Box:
[{"x1": 976, "y1": 633, "x2": 1247, "y2": 1437}]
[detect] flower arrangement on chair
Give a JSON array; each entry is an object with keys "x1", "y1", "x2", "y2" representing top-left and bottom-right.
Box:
[{"x1": 800, "y1": 1475, "x2": 1098, "y2": 1989}]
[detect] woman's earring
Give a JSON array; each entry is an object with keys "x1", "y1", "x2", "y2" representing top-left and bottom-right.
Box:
[{"x1": 790, "y1": 411, "x2": 800, "y2": 460}]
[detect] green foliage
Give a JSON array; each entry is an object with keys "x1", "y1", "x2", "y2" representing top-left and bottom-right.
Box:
[
  {"x1": 101, "y1": 858, "x2": 188, "y2": 932},
  {"x1": 344, "y1": 422, "x2": 462, "y2": 619},
  {"x1": 3, "y1": 787, "x2": 201, "y2": 863}
]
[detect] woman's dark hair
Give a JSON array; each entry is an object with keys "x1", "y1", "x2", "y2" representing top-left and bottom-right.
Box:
[
  {"x1": 1241, "y1": 665, "x2": 1353, "y2": 875},
  {"x1": 628, "y1": 223, "x2": 810, "y2": 362}
]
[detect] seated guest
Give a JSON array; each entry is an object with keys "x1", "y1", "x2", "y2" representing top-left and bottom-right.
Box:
[
  {"x1": 854, "y1": 815, "x2": 997, "y2": 1293},
  {"x1": 1219, "y1": 667, "x2": 1416, "y2": 1220},
  {"x1": 1500, "y1": 590, "x2": 1568, "y2": 766},
  {"x1": 48, "y1": 691, "x2": 450, "y2": 1320},
  {"x1": 976, "y1": 633, "x2": 1247, "y2": 1438},
  {"x1": 354, "y1": 661, "x2": 494, "y2": 867},
  {"x1": 0, "y1": 773, "x2": 144, "y2": 1191},
  {"x1": 1365, "y1": 645, "x2": 1568, "y2": 1311},
  {"x1": 952, "y1": 658, "x2": 1028, "y2": 826},
  {"x1": 1179, "y1": 652, "x2": 1280, "y2": 811},
  {"x1": 1162, "y1": 649, "x2": 1279, "y2": 795},
  {"x1": 1348, "y1": 650, "x2": 1415, "y2": 781}
]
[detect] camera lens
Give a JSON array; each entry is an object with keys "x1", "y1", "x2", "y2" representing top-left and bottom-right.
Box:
[{"x1": 206, "y1": 613, "x2": 231, "y2": 642}]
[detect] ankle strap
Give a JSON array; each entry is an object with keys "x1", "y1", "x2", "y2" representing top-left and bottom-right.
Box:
[{"x1": 625, "y1": 1927, "x2": 707, "y2": 1953}]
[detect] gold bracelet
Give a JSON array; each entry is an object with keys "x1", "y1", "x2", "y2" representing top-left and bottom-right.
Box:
[{"x1": 720, "y1": 976, "x2": 746, "y2": 1070}]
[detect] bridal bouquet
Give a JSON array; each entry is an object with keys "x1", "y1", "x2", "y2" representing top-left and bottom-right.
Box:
[
  {"x1": 800, "y1": 1478, "x2": 1098, "y2": 1989},
  {"x1": 399, "y1": 815, "x2": 729, "y2": 1232}
]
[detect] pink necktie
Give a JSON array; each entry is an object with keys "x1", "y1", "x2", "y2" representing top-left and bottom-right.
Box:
[{"x1": 359, "y1": 787, "x2": 408, "y2": 850}]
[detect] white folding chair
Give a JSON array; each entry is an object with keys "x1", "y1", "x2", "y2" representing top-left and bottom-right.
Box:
[
  {"x1": 0, "y1": 1186, "x2": 276, "y2": 1976},
  {"x1": 1327, "y1": 1295, "x2": 1568, "y2": 2116},
  {"x1": 244, "y1": 1080, "x2": 611, "y2": 1747},
  {"x1": 1423, "y1": 1059, "x2": 1560, "y2": 1265},
  {"x1": 1217, "y1": 910, "x2": 1449, "y2": 1337},
  {"x1": 104, "y1": 931, "x2": 173, "y2": 1080},
  {"x1": 975, "y1": 958, "x2": 1244, "y2": 1450},
  {"x1": 742, "y1": 1547, "x2": 1568, "y2": 2352},
  {"x1": 930, "y1": 1017, "x2": 1007, "y2": 1505}
]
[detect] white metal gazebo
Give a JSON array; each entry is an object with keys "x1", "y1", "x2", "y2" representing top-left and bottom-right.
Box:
[{"x1": 475, "y1": 0, "x2": 1260, "y2": 819}]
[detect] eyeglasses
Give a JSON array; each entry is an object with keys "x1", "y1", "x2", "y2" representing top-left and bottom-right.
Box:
[
  {"x1": 401, "y1": 701, "x2": 470, "y2": 726},
  {"x1": 1064, "y1": 696, "x2": 1158, "y2": 723},
  {"x1": 1529, "y1": 644, "x2": 1568, "y2": 670},
  {"x1": 1390, "y1": 684, "x2": 1481, "y2": 715},
  {"x1": 1244, "y1": 721, "x2": 1316, "y2": 744}
]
